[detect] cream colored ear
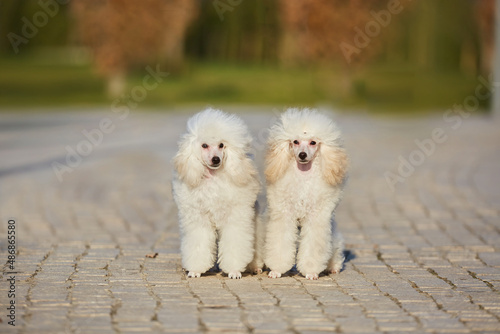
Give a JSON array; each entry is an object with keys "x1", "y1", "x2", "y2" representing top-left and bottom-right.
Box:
[
  {"x1": 320, "y1": 144, "x2": 348, "y2": 186},
  {"x1": 173, "y1": 143, "x2": 205, "y2": 188},
  {"x1": 265, "y1": 141, "x2": 292, "y2": 184},
  {"x1": 225, "y1": 146, "x2": 259, "y2": 187}
]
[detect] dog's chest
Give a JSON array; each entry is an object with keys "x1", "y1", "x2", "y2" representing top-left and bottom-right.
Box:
[
  {"x1": 297, "y1": 184, "x2": 319, "y2": 216},
  {"x1": 282, "y1": 174, "x2": 321, "y2": 217},
  {"x1": 194, "y1": 177, "x2": 233, "y2": 222}
]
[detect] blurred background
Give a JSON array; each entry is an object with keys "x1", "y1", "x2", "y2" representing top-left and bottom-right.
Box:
[{"x1": 0, "y1": 0, "x2": 497, "y2": 113}]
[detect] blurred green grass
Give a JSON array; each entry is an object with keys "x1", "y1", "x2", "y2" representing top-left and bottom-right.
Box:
[
  {"x1": 0, "y1": 56, "x2": 487, "y2": 113},
  {"x1": 0, "y1": 56, "x2": 107, "y2": 107}
]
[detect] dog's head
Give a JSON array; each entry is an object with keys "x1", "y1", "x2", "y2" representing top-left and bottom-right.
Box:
[
  {"x1": 174, "y1": 108, "x2": 258, "y2": 188},
  {"x1": 199, "y1": 140, "x2": 225, "y2": 170},
  {"x1": 265, "y1": 108, "x2": 348, "y2": 185},
  {"x1": 290, "y1": 138, "x2": 319, "y2": 171}
]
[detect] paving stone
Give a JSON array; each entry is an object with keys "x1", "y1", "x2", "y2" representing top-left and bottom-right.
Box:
[{"x1": 1, "y1": 111, "x2": 499, "y2": 333}]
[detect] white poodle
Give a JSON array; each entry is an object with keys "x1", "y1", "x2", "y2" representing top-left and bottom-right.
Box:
[
  {"x1": 172, "y1": 108, "x2": 262, "y2": 279},
  {"x1": 264, "y1": 108, "x2": 348, "y2": 280}
]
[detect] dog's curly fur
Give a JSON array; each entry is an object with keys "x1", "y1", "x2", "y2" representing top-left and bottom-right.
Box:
[
  {"x1": 172, "y1": 108, "x2": 262, "y2": 279},
  {"x1": 264, "y1": 108, "x2": 348, "y2": 280}
]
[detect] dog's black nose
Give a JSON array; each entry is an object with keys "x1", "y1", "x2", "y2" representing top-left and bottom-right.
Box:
[
  {"x1": 298, "y1": 152, "x2": 307, "y2": 160},
  {"x1": 211, "y1": 156, "x2": 221, "y2": 165}
]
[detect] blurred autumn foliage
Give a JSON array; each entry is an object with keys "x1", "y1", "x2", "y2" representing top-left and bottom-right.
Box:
[
  {"x1": 0, "y1": 0, "x2": 496, "y2": 101},
  {"x1": 71, "y1": 0, "x2": 197, "y2": 96},
  {"x1": 278, "y1": 0, "x2": 494, "y2": 75},
  {"x1": 279, "y1": 0, "x2": 388, "y2": 65},
  {"x1": 476, "y1": 0, "x2": 496, "y2": 75}
]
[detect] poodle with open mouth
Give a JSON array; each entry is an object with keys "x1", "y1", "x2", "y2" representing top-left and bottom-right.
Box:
[
  {"x1": 264, "y1": 108, "x2": 348, "y2": 280},
  {"x1": 172, "y1": 108, "x2": 262, "y2": 279}
]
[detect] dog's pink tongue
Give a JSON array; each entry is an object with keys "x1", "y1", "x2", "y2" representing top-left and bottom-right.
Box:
[{"x1": 297, "y1": 161, "x2": 312, "y2": 172}]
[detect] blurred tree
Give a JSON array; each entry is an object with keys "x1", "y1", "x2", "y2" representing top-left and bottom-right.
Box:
[
  {"x1": 403, "y1": 0, "x2": 495, "y2": 81},
  {"x1": 185, "y1": 0, "x2": 279, "y2": 63},
  {"x1": 277, "y1": 0, "x2": 394, "y2": 96},
  {"x1": 0, "y1": 0, "x2": 71, "y2": 54},
  {"x1": 408, "y1": 0, "x2": 482, "y2": 74},
  {"x1": 277, "y1": 0, "x2": 494, "y2": 104},
  {"x1": 278, "y1": 0, "x2": 393, "y2": 66},
  {"x1": 494, "y1": 0, "x2": 500, "y2": 116},
  {"x1": 475, "y1": 0, "x2": 495, "y2": 75},
  {"x1": 0, "y1": 0, "x2": 29, "y2": 53},
  {"x1": 71, "y1": 0, "x2": 197, "y2": 97}
]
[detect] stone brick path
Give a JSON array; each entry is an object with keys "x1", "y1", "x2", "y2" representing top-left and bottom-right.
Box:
[{"x1": 0, "y1": 108, "x2": 499, "y2": 333}]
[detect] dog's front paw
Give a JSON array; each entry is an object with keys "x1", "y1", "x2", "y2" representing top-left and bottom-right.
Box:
[
  {"x1": 228, "y1": 271, "x2": 242, "y2": 279},
  {"x1": 268, "y1": 270, "x2": 282, "y2": 278},
  {"x1": 305, "y1": 273, "x2": 319, "y2": 280},
  {"x1": 187, "y1": 271, "x2": 201, "y2": 278}
]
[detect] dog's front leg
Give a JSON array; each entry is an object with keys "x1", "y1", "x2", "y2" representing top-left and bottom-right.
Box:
[
  {"x1": 296, "y1": 209, "x2": 334, "y2": 280},
  {"x1": 180, "y1": 214, "x2": 217, "y2": 277},
  {"x1": 327, "y1": 218, "x2": 345, "y2": 274},
  {"x1": 265, "y1": 213, "x2": 298, "y2": 278},
  {"x1": 217, "y1": 209, "x2": 255, "y2": 279}
]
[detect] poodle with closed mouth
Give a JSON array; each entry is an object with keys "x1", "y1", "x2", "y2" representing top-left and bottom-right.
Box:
[
  {"x1": 172, "y1": 108, "x2": 262, "y2": 279},
  {"x1": 264, "y1": 108, "x2": 348, "y2": 280}
]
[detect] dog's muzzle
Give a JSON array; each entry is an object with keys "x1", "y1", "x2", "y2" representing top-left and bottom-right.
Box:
[
  {"x1": 207, "y1": 156, "x2": 221, "y2": 169},
  {"x1": 298, "y1": 152, "x2": 309, "y2": 164}
]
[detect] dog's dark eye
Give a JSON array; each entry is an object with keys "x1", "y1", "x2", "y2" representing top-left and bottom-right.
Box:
[
  {"x1": 201, "y1": 143, "x2": 208, "y2": 148},
  {"x1": 219, "y1": 143, "x2": 224, "y2": 149},
  {"x1": 310, "y1": 141, "x2": 316, "y2": 146},
  {"x1": 293, "y1": 140, "x2": 299, "y2": 145}
]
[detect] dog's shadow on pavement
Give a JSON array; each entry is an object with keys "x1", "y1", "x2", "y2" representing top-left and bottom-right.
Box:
[
  {"x1": 339, "y1": 249, "x2": 356, "y2": 273},
  {"x1": 344, "y1": 249, "x2": 356, "y2": 264}
]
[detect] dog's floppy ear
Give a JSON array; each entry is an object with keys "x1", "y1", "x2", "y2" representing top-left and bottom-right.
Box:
[
  {"x1": 265, "y1": 140, "x2": 292, "y2": 184},
  {"x1": 320, "y1": 144, "x2": 348, "y2": 186},
  {"x1": 225, "y1": 146, "x2": 259, "y2": 187},
  {"x1": 173, "y1": 139, "x2": 205, "y2": 188}
]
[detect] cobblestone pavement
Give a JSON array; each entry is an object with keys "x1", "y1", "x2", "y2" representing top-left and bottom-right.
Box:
[{"x1": 0, "y1": 108, "x2": 499, "y2": 333}]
